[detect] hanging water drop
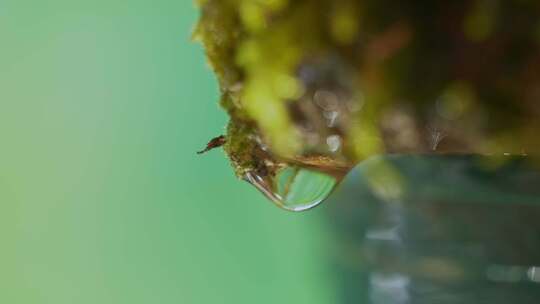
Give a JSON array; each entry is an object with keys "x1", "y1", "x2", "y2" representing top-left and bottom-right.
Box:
[{"x1": 244, "y1": 166, "x2": 339, "y2": 212}]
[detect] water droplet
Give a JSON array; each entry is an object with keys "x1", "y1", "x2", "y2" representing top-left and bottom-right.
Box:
[
  {"x1": 245, "y1": 166, "x2": 338, "y2": 211},
  {"x1": 326, "y1": 135, "x2": 342, "y2": 152}
]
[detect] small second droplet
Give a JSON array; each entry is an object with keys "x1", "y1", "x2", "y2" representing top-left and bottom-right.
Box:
[{"x1": 245, "y1": 166, "x2": 338, "y2": 212}]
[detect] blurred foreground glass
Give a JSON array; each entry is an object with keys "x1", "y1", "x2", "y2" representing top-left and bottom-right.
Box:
[{"x1": 326, "y1": 155, "x2": 540, "y2": 303}]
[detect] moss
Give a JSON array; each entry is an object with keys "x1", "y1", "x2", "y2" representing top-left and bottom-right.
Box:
[{"x1": 196, "y1": 0, "x2": 540, "y2": 177}]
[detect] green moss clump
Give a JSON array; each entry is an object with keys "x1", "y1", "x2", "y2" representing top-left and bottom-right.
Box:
[{"x1": 196, "y1": 0, "x2": 540, "y2": 177}]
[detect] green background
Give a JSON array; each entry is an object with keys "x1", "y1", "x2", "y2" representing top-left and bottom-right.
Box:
[{"x1": 0, "y1": 1, "x2": 337, "y2": 303}]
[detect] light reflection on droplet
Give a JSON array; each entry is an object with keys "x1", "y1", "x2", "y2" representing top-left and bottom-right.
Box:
[
  {"x1": 326, "y1": 135, "x2": 342, "y2": 152},
  {"x1": 323, "y1": 110, "x2": 339, "y2": 127},
  {"x1": 369, "y1": 272, "x2": 410, "y2": 304},
  {"x1": 527, "y1": 266, "x2": 540, "y2": 283},
  {"x1": 425, "y1": 125, "x2": 447, "y2": 151},
  {"x1": 251, "y1": 134, "x2": 270, "y2": 151},
  {"x1": 245, "y1": 166, "x2": 338, "y2": 212}
]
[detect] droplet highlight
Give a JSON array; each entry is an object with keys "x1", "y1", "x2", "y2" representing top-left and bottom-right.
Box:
[{"x1": 245, "y1": 166, "x2": 338, "y2": 212}]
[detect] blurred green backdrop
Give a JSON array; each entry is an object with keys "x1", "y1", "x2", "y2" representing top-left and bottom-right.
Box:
[{"x1": 0, "y1": 1, "x2": 337, "y2": 303}]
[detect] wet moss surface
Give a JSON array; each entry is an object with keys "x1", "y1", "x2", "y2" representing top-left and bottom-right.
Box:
[{"x1": 195, "y1": 0, "x2": 540, "y2": 178}]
